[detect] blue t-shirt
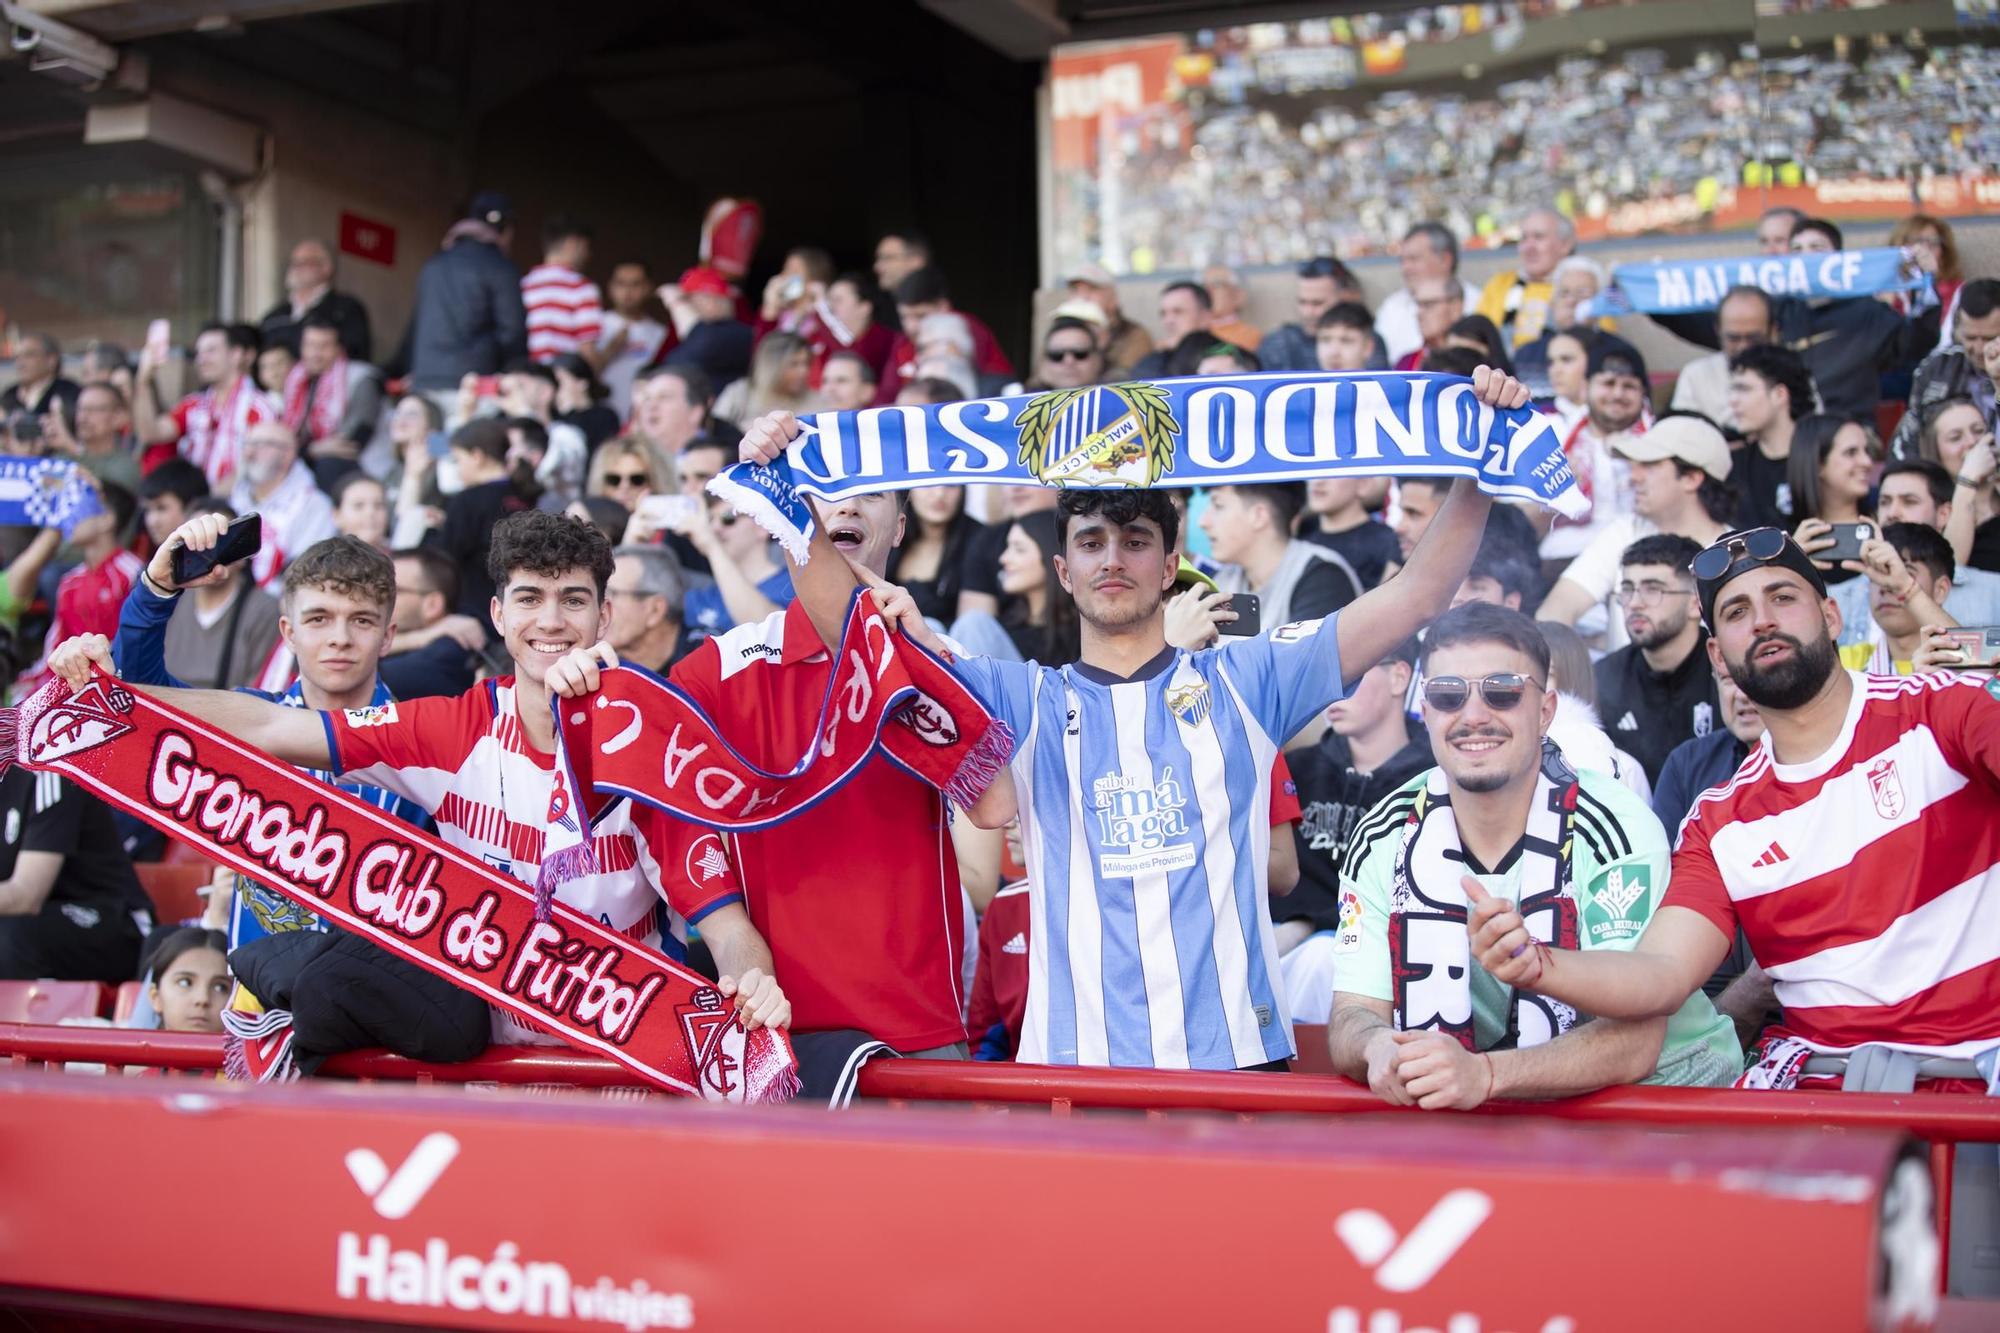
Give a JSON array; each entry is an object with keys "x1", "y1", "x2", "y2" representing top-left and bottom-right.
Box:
[
  {"x1": 950, "y1": 615, "x2": 1349, "y2": 1070},
  {"x1": 684, "y1": 567, "x2": 794, "y2": 636}
]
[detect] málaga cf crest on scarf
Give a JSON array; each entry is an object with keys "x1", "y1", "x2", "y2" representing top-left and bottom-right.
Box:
[{"x1": 708, "y1": 371, "x2": 1585, "y2": 562}]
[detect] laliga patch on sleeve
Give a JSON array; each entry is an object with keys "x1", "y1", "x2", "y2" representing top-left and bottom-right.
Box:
[
  {"x1": 343, "y1": 702, "x2": 399, "y2": 729},
  {"x1": 1271, "y1": 620, "x2": 1320, "y2": 644},
  {"x1": 1333, "y1": 888, "x2": 1364, "y2": 953}
]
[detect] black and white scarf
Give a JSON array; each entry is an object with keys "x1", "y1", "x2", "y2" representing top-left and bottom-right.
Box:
[{"x1": 1389, "y1": 740, "x2": 1582, "y2": 1051}]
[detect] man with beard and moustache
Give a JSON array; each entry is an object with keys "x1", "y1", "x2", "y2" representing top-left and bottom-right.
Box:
[
  {"x1": 758, "y1": 368, "x2": 1540, "y2": 1072},
  {"x1": 1593, "y1": 534, "x2": 1720, "y2": 785},
  {"x1": 1469, "y1": 526, "x2": 2000, "y2": 1095},
  {"x1": 1328, "y1": 603, "x2": 1739, "y2": 1110}
]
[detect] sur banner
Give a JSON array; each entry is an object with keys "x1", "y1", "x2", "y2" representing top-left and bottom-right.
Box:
[
  {"x1": 708, "y1": 371, "x2": 1583, "y2": 561},
  {"x1": 1585, "y1": 246, "x2": 1932, "y2": 317}
]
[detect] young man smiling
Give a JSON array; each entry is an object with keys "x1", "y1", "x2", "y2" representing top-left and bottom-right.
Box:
[
  {"x1": 730, "y1": 367, "x2": 1536, "y2": 1070},
  {"x1": 54, "y1": 512, "x2": 789, "y2": 1041}
]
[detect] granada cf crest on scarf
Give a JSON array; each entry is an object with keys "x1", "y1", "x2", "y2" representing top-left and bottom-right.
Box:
[
  {"x1": 677, "y1": 987, "x2": 746, "y2": 1098},
  {"x1": 1015, "y1": 382, "x2": 1180, "y2": 488},
  {"x1": 29, "y1": 678, "x2": 135, "y2": 764}
]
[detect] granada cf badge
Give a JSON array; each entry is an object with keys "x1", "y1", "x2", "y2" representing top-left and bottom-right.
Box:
[
  {"x1": 1867, "y1": 757, "x2": 1905, "y2": 820},
  {"x1": 676, "y1": 987, "x2": 744, "y2": 1098},
  {"x1": 29, "y1": 678, "x2": 136, "y2": 764}
]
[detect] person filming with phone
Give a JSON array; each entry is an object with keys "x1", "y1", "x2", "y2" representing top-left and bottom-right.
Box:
[{"x1": 1788, "y1": 414, "x2": 1879, "y2": 587}]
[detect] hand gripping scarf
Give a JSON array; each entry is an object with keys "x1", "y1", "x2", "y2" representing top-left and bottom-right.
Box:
[
  {"x1": 707, "y1": 372, "x2": 1586, "y2": 564},
  {"x1": 540, "y1": 587, "x2": 1012, "y2": 910},
  {"x1": 1388, "y1": 741, "x2": 1582, "y2": 1051},
  {"x1": 0, "y1": 675, "x2": 800, "y2": 1103}
]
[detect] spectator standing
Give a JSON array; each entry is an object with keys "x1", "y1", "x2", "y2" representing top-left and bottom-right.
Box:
[
  {"x1": 521, "y1": 216, "x2": 604, "y2": 368},
  {"x1": 257, "y1": 239, "x2": 372, "y2": 362},
  {"x1": 1377, "y1": 222, "x2": 1480, "y2": 365},
  {"x1": 662, "y1": 265, "x2": 754, "y2": 390},
  {"x1": 1328, "y1": 602, "x2": 1740, "y2": 1109},
  {"x1": 595, "y1": 260, "x2": 669, "y2": 421},
  {"x1": 879, "y1": 268, "x2": 1015, "y2": 404},
  {"x1": 1538, "y1": 415, "x2": 1734, "y2": 647},
  {"x1": 44, "y1": 381, "x2": 141, "y2": 496},
  {"x1": 604, "y1": 543, "x2": 694, "y2": 673},
  {"x1": 1889, "y1": 279, "x2": 2000, "y2": 462},
  {"x1": 1, "y1": 332, "x2": 80, "y2": 421},
  {"x1": 873, "y1": 229, "x2": 930, "y2": 296},
  {"x1": 1474, "y1": 207, "x2": 1575, "y2": 349},
  {"x1": 1668, "y1": 287, "x2": 1779, "y2": 432},
  {"x1": 1261, "y1": 256, "x2": 1365, "y2": 372},
  {"x1": 1200, "y1": 264, "x2": 1262, "y2": 353},
  {"x1": 230, "y1": 421, "x2": 338, "y2": 587},
  {"x1": 384, "y1": 191, "x2": 526, "y2": 395},
  {"x1": 283, "y1": 314, "x2": 384, "y2": 490},
  {"x1": 1064, "y1": 262, "x2": 1154, "y2": 373},
  {"x1": 1592, "y1": 534, "x2": 1720, "y2": 785},
  {"x1": 1726, "y1": 343, "x2": 1817, "y2": 531},
  {"x1": 379, "y1": 546, "x2": 480, "y2": 700},
  {"x1": 1201, "y1": 482, "x2": 1363, "y2": 628},
  {"x1": 135, "y1": 322, "x2": 277, "y2": 490},
  {"x1": 1301, "y1": 477, "x2": 1400, "y2": 591}
]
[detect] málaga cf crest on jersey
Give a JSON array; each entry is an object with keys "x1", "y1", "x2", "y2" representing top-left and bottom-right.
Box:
[{"x1": 705, "y1": 370, "x2": 1588, "y2": 564}]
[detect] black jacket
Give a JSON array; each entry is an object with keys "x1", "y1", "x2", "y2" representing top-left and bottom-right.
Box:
[
  {"x1": 1284, "y1": 731, "x2": 1434, "y2": 933},
  {"x1": 1654, "y1": 295, "x2": 1939, "y2": 420},
  {"x1": 258, "y1": 289, "x2": 373, "y2": 362},
  {"x1": 387, "y1": 237, "x2": 527, "y2": 390}
]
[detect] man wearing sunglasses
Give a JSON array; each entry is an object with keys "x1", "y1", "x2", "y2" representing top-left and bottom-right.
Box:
[
  {"x1": 1328, "y1": 603, "x2": 1740, "y2": 1109},
  {"x1": 1469, "y1": 526, "x2": 2000, "y2": 1094}
]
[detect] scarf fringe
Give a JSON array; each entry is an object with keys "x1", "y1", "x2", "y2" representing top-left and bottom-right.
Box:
[
  {"x1": 532, "y1": 841, "x2": 600, "y2": 923},
  {"x1": 756, "y1": 1062, "x2": 803, "y2": 1105},
  {"x1": 221, "y1": 1007, "x2": 299, "y2": 1083},
  {"x1": 0, "y1": 706, "x2": 17, "y2": 775},
  {"x1": 941, "y1": 718, "x2": 1014, "y2": 810},
  {"x1": 706, "y1": 463, "x2": 813, "y2": 567}
]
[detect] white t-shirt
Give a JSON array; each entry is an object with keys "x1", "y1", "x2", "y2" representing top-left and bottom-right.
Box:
[{"x1": 598, "y1": 313, "x2": 669, "y2": 421}]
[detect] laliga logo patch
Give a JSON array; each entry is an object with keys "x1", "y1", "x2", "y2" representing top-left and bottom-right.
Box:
[
  {"x1": 343, "y1": 702, "x2": 399, "y2": 729},
  {"x1": 676, "y1": 986, "x2": 744, "y2": 1098},
  {"x1": 29, "y1": 679, "x2": 136, "y2": 764},
  {"x1": 1164, "y1": 679, "x2": 1211, "y2": 726},
  {"x1": 1014, "y1": 382, "x2": 1180, "y2": 489},
  {"x1": 898, "y1": 692, "x2": 960, "y2": 746}
]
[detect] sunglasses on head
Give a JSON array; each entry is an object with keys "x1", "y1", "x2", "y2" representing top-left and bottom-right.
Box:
[
  {"x1": 1044, "y1": 346, "x2": 1095, "y2": 362},
  {"x1": 604, "y1": 472, "x2": 649, "y2": 488},
  {"x1": 1297, "y1": 257, "x2": 1347, "y2": 279},
  {"x1": 1690, "y1": 527, "x2": 1787, "y2": 582},
  {"x1": 1422, "y1": 673, "x2": 1543, "y2": 713}
]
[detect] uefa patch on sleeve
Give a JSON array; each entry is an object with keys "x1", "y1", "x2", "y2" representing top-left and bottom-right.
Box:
[
  {"x1": 1582, "y1": 862, "x2": 1652, "y2": 944},
  {"x1": 343, "y1": 702, "x2": 399, "y2": 729},
  {"x1": 1333, "y1": 888, "x2": 1363, "y2": 953}
]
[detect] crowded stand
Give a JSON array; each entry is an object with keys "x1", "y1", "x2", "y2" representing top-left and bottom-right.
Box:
[{"x1": 2, "y1": 9, "x2": 2000, "y2": 1322}]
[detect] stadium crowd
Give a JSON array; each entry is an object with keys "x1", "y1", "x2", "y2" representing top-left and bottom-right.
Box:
[{"x1": 1, "y1": 186, "x2": 1997, "y2": 1130}]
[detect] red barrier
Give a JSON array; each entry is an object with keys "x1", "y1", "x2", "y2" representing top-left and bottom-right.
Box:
[{"x1": 0, "y1": 1065, "x2": 1937, "y2": 1333}]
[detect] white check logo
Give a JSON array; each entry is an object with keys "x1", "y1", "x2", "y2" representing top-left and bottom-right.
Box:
[
  {"x1": 1334, "y1": 1188, "x2": 1493, "y2": 1292},
  {"x1": 345, "y1": 1132, "x2": 460, "y2": 1219}
]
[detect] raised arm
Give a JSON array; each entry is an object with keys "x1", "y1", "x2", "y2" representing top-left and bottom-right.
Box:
[
  {"x1": 735, "y1": 411, "x2": 861, "y2": 651},
  {"x1": 1335, "y1": 366, "x2": 1526, "y2": 674},
  {"x1": 48, "y1": 634, "x2": 333, "y2": 769}
]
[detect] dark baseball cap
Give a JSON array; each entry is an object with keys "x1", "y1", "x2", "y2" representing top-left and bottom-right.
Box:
[
  {"x1": 1586, "y1": 332, "x2": 1648, "y2": 386},
  {"x1": 467, "y1": 191, "x2": 514, "y2": 229},
  {"x1": 1692, "y1": 527, "x2": 1828, "y2": 628}
]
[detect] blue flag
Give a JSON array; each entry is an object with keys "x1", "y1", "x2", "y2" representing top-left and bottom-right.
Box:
[
  {"x1": 1587, "y1": 247, "x2": 1931, "y2": 317},
  {"x1": 709, "y1": 372, "x2": 1583, "y2": 563},
  {"x1": 0, "y1": 457, "x2": 105, "y2": 538}
]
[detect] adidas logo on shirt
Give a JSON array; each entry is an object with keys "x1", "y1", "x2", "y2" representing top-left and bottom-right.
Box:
[
  {"x1": 1616, "y1": 711, "x2": 1638, "y2": 731},
  {"x1": 1002, "y1": 933, "x2": 1027, "y2": 955},
  {"x1": 1753, "y1": 841, "x2": 1790, "y2": 868}
]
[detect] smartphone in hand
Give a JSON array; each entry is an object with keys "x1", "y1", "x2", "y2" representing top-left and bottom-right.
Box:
[
  {"x1": 1942, "y1": 626, "x2": 2000, "y2": 667},
  {"x1": 1821, "y1": 521, "x2": 1875, "y2": 565},
  {"x1": 170, "y1": 513, "x2": 262, "y2": 585},
  {"x1": 1218, "y1": 592, "x2": 1262, "y2": 637}
]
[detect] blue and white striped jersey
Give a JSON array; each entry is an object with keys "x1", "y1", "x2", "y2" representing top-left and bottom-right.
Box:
[{"x1": 951, "y1": 614, "x2": 1349, "y2": 1069}]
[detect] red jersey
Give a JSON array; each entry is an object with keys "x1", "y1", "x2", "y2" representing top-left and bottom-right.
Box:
[
  {"x1": 674, "y1": 601, "x2": 967, "y2": 1051},
  {"x1": 53, "y1": 549, "x2": 143, "y2": 646},
  {"x1": 1665, "y1": 671, "x2": 2000, "y2": 1058},
  {"x1": 327, "y1": 680, "x2": 743, "y2": 1039},
  {"x1": 874, "y1": 310, "x2": 1016, "y2": 406}
]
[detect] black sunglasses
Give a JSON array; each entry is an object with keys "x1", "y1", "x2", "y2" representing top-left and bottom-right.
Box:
[
  {"x1": 1691, "y1": 527, "x2": 1787, "y2": 582},
  {"x1": 1297, "y1": 257, "x2": 1347, "y2": 279},
  {"x1": 604, "y1": 472, "x2": 649, "y2": 487},
  {"x1": 1044, "y1": 346, "x2": 1095, "y2": 362},
  {"x1": 1422, "y1": 673, "x2": 1543, "y2": 713}
]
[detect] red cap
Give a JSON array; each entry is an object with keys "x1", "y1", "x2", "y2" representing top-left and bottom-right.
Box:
[{"x1": 677, "y1": 265, "x2": 731, "y2": 298}]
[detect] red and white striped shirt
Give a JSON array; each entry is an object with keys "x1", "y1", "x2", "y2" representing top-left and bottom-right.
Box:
[
  {"x1": 327, "y1": 679, "x2": 743, "y2": 1040},
  {"x1": 1665, "y1": 670, "x2": 2000, "y2": 1058},
  {"x1": 521, "y1": 263, "x2": 603, "y2": 363},
  {"x1": 169, "y1": 377, "x2": 278, "y2": 491}
]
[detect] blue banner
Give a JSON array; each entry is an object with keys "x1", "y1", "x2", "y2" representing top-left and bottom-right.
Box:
[
  {"x1": 1586, "y1": 247, "x2": 1931, "y2": 317},
  {"x1": 708, "y1": 372, "x2": 1583, "y2": 563},
  {"x1": 0, "y1": 457, "x2": 104, "y2": 538}
]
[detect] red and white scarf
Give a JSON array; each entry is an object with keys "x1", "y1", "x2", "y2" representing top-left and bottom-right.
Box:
[{"x1": 281, "y1": 358, "x2": 348, "y2": 442}]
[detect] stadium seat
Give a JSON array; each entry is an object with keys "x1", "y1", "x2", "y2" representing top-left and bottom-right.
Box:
[
  {"x1": 112, "y1": 980, "x2": 145, "y2": 1025},
  {"x1": 0, "y1": 980, "x2": 111, "y2": 1024},
  {"x1": 1876, "y1": 398, "x2": 1906, "y2": 443},
  {"x1": 1290, "y1": 1025, "x2": 1335, "y2": 1076},
  {"x1": 135, "y1": 861, "x2": 219, "y2": 926}
]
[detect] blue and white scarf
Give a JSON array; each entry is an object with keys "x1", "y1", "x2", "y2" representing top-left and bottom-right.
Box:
[
  {"x1": 1585, "y1": 247, "x2": 1933, "y2": 318},
  {"x1": 0, "y1": 457, "x2": 104, "y2": 538},
  {"x1": 708, "y1": 371, "x2": 1583, "y2": 563}
]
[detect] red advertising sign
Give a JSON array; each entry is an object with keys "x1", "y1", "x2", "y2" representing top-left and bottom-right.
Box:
[
  {"x1": 0, "y1": 1069, "x2": 1933, "y2": 1332},
  {"x1": 338, "y1": 210, "x2": 398, "y2": 267}
]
